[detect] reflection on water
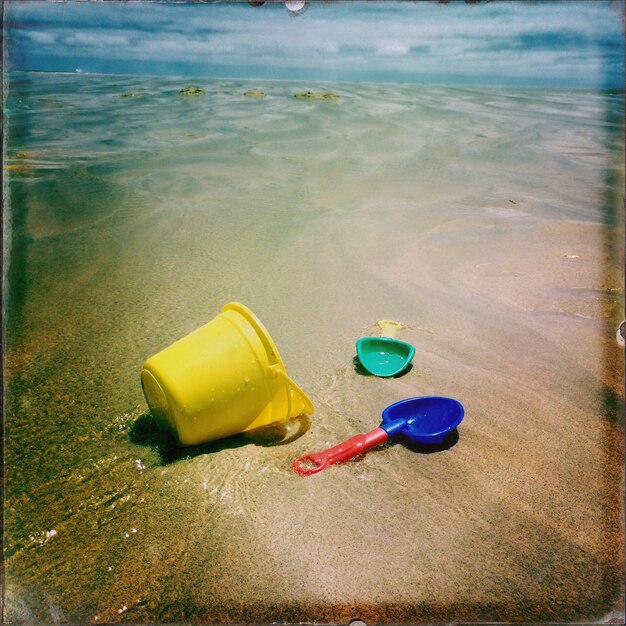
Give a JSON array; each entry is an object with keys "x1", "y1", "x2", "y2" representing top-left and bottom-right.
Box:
[{"x1": 3, "y1": 71, "x2": 624, "y2": 623}]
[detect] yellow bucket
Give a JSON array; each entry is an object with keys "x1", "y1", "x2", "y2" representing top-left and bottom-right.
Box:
[{"x1": 140, "y1": 302, "x2": 314, "y2": 446}]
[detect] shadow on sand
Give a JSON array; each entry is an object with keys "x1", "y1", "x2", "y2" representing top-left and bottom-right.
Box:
[
  {"x1": 352, "y1": 355, "x2": 413, "y2": 378},
  {"x1": 396, "y1": 427, "x2": 460, "y2": 454},
  {"x1": 129, "y1": 411, "x2": 311, "y2": 465}
]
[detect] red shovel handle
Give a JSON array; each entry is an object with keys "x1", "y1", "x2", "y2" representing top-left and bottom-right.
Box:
[{"x1": 291, "y1": 427, "x2": 389, "y2": 476}]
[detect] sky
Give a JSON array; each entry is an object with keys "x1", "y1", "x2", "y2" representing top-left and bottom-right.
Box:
[{"x1": 5, "y1": 0, "x2": 625, "y2": 89}]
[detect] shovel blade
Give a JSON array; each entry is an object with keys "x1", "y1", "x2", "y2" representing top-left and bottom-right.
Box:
[
  {"x1": 381, "y1": 396, "x2": 465, "y2": 445},
  {"x1": 356, "y1": 336, "x2": 415, "y2": 377}
]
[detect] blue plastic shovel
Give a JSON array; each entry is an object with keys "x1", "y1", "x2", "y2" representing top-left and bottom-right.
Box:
[{"x1": 292, "y1": 396, "x2": 464, "y2": 475}]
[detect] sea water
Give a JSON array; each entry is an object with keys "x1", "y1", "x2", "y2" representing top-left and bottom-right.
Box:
[{"x1": 3, "y1": 71, "x2": 624, "y2": 623}]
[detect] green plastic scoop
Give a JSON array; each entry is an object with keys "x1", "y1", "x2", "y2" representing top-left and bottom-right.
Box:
[{"x1": 356, "y1": 320, "x2": 415, "y2": 378}]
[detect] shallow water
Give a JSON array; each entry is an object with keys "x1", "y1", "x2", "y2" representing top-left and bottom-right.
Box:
[{"x1": 3, "y1": 71, "x2": 625, "y2": 623}]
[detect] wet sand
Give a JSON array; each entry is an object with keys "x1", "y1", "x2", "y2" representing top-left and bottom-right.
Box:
[{"x1": 3, "y1": 73, "x2": 625, "y2": 623}]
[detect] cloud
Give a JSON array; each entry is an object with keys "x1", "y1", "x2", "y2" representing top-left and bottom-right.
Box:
[
  {"x1": 376, "y1": 43, "x2": 411, "y2": 57},
  {"x1": 62, "y1": 31, "x2": 133, "y2": 48},
  {"x1": 6, "y1": 1, "x2": 624, "y2": 88},
  {"x1": 23, "y1": 30, "x2": 57, "y2": 45}
]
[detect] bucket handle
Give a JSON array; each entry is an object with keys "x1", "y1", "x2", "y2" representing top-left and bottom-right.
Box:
[
  {"x1": 269, "y1": 365, "x2": 314, "y2": 417},
  {"x1": 268, "y1": 365, "x2": 293, "y2": 417}
]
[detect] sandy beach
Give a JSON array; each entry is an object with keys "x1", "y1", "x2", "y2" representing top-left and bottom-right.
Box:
[{"x1": 3, "y1": 72, "x2": 624, "y2": 623}]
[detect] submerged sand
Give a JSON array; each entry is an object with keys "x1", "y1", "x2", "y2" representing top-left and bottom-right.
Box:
[{"x1": 3, "y1": 73, "x2": 625, "y2": 624}]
